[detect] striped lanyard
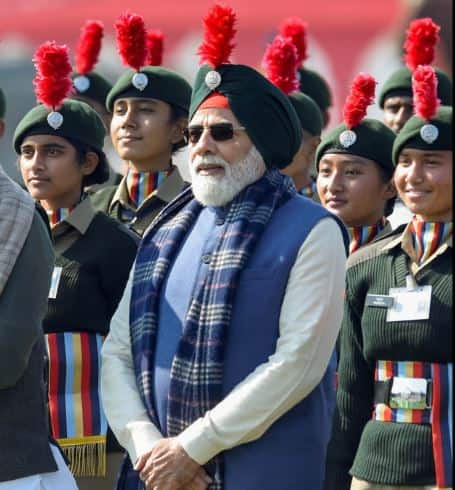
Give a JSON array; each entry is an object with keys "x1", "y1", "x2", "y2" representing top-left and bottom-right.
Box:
[
  {"x1": 348, "y1": 217, "x2": 387, "y2": 254},
  {"x1": 408, "y1": 219, "x2": 453, "y2": 264},
  {"x1": 125, "y1": 167, "x2": 169, "y2": 208},
  {"x1": 47, "y1": 205, "x2": 76, "y2": 228}
]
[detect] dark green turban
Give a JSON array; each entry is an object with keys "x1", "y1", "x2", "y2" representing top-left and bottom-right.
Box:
[
  {"x1": 190, "y1": 63, "x2": 302, "y2": 170},
  {"x1": 288, "y1": 92, "x2": 323, "y2": 136},
  {"x1": 13, "y1": 99, "x2": 106, "y2": 154},
  {"x1": 392, "y1": 105, "x2": 452, "y2": 165},
  {"x1": 297, "y1": 67, "x2": 332, "y2": 114},
  {"x1": 379, "y1": 67, "x2": 452, "y2": 108},
  {"x1": 0, "y1": 88, "x2": 5, "y2": 119},
  {"x1": 71, "y1": 71, "x2": 112, "y2": 107},
  {"x1": 106, "y1": 66, "x2": 192, "y2": 113},
  {"x1": 315, "y1": 118, "x2": 396, "y2": 177}
]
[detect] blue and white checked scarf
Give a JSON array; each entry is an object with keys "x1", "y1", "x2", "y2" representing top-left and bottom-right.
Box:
[{"x1": 117, "y1": 169, "x2": 296, "y2": 490}]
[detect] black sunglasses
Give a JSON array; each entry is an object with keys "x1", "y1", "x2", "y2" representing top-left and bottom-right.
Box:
[{"x1": 183, "y1": 123, "x2": 246, "y2": 144}]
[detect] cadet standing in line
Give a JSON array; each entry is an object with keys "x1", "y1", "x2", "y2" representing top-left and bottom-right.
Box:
[
  {"x1": 279, "y1": 16, "x2": 333, "y2": 130},
  {"x1": 70, "y1": 19, "x2": 123, "y2": 185},
  {"x1": 260, "y1": 33, "x2": 324, "y2": 199},
  {"x1": 90, "y1": 13, "x2": 192, "y2": 237},
  {"x1": 14, "y1": 41, "x2": 138, "y2": 490},
  {"x1": 325, "y1": 65, "x2": 452, "y2": 490},
  {"x1": 316, "y1": 73, "x2": 396, "y2": 254},
  {"x1": 379, "y1": 17, "x2": 452, "y2": 135}
]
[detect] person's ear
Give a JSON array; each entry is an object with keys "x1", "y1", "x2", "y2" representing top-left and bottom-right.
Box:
[
  {"x1": 383, "y1": 179, "x2": 397, "y2": 200},
  {"x1": 170, "y1": 116, "x2": 188, "y2": 145},
  {"x1": 81, "y1": 151, "x2": 99, "y2": 176}
]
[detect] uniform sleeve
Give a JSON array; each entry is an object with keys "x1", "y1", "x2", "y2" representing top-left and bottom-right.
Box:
[
  {"x1": 101, "y1": 264, "x2": 163, "y2": 464},
  {"x1": 323, "y1": 267, "x2": 375, "y2": 490},
  {"x1": 177, "y1": 217, "x2": 347, "y2": 464},
  {"x1": 0, "y1": 213, "x2": 54, "y2": 389}
]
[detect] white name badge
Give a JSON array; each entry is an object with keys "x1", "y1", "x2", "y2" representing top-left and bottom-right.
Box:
[
  {"x1": 48, "y1": 266, "x2": 63, "y2": 299},
  {"x1": 386, "y1": 285, "x2": 432, "y2": 322}
]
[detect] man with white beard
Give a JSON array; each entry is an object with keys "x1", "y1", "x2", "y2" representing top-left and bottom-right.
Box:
[{"x1": 100, "y1": 5, "x2": 348, "y2": 490}]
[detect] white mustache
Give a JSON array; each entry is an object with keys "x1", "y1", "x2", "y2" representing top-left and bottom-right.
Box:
[{"x1": 192, "y1": 154, "x2": 229, "y2": 171}]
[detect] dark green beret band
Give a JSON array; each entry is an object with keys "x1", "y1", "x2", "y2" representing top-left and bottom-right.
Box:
[
  {"x1": 392, "y1": 105, "x2": 452, "y2": 165},
  {"x1": 288, "y1": 92, "x2": 323, "y2": 136},
  {"x1": 315, "y1": 118, "x2": 396, "y2": 176},
  {"x1": 297, "y1": 68, "x2": 332, "y2": 112},
  {"x1": 0, "y1": 88, "x2": 5, "y2": 119},
  {"x1": 190, "y1": 63, "x2": 302, "y2": 170},
  {"x1": 13, "y1": 99, "x2": 106, "y2": 154},
  {"x1": 71, "y1": 71, "x2": 112, "y2": 106},
  {"x1": 379, "y1": 67, "x2": 453, "y2": 108},
  {"x1": 106, "y1": 66, "x2": 192, "y2": 113}
]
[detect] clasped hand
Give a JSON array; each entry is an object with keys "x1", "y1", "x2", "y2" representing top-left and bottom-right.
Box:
[{"x1": 134, "y1": 437, "x2": 213, "y2": 490}]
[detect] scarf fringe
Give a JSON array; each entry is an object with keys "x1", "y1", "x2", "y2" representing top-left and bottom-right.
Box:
[{"x1": 57, "y1": 436, "x2": 106, "y2": 477}]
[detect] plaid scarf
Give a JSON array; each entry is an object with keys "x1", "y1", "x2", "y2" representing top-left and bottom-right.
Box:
[
  {"x1": 0, "y1": 166, "x2": 35, "y2": 295},
  {"x1": 118, "y1": 169, "x2": 296, "y2": 490}
]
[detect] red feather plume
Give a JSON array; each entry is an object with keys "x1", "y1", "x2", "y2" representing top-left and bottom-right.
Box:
[
  {"x1": 197, "y1": 3, "x2": 237, "y2": 68},
  {"x1": 412, "y1": 65, "x2": 440, "y2": 121},
  {"x1": 404, "y1": 17, "x2": 440, "y2": 71},
  {"x1": 279, "y1": 17, "x2": 308, "y2": 65},
  {"x1": 262, "y1": 35, "x2": 299, "y2": 95},
  {"x1": 115, "y1": 12, "x2": 147, "y2": 71},
  {"x1": 342, "y1": 73, "x2": 376, "y2": 129},
  {"x1": 75, "y1": 20, "x2": 104, "y2": 74},
  {"x1": 33, "y1": 41, "x2": 73, "y2": 110},
  {"x1": 146, "y1": 30, "x2": 164, "y2": 66}
]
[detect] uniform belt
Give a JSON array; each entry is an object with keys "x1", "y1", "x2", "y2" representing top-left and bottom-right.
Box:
[{"x1": 373, "y1": 360, "x2": 452, "y2": 489}]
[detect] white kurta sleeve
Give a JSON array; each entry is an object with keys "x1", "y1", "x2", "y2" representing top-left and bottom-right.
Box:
[
  {"x1": 101, "y1": 265, "x2": 163, "y2": 464},
  {"x1": 177, "y1": 217, "x2": 347, "y2": 464}
]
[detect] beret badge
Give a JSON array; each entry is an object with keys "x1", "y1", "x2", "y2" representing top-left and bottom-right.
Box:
[
  {"x1": 132, "y1": 72, "x2": 149, "y2": 91},
  {"x1": 339, "y1": 129, "x2": 357, "y2": 148},
  {"x1": 73, "y1": 75, "x2": 90, "y2": 93},
  {"x1": 420, "y1": 123, "x2": 439, "y2": 143}
]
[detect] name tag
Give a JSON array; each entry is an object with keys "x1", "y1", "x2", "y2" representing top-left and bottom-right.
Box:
[
  {"x1": 366, "y1": 294, "x2": 394, "y2": 308},
  {"x1": 386, "y1": 285, "x2": 432, "y2": 322},
  {"x1": 48, "y1": 266, "x2": 63, "y2": 299}
]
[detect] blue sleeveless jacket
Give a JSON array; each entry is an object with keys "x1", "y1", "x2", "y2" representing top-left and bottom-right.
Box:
[{"x1": 155, "y1": 195, "x2": 345, "y2": 490}]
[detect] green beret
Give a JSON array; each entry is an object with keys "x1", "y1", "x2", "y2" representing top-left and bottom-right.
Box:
[
  {"x1": 13, "y1": 99, "x2": 106, "y2": 154},
  {"x1": 0, "y1": 87, "x2": 5, "y2": 119},
  {"x1": 315, "y1": 118, "x2": 395, "y2": 177},
  {"x1": 288, "y1": 92, "x2": 323, "y2": 136},
  {"x1": 106, "y1": 66, "x2": 192, "y2": 113},
  {"x1": 71, "y1": 71, "x2": 112, "y2": 107},
  {"x1": 392, "y1": 105, "x2": 452, "y2": 165},
  {"x1": 190, "y1": 63, "x2": 302, "y2": 170},
  {"x1": 379, "y1": 67, "x2": 453, "y2": 108},
  {"x1": 297, "y1": 67, "x2": 332, "y2": 112}
]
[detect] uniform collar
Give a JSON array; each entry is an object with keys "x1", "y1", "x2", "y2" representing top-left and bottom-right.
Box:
[
  {"x1": 109, "y1": 166, "x2": 185, "y2": 213},
  {"x1": 62, "y1": 196, "x2": 96, "y2": 235}
]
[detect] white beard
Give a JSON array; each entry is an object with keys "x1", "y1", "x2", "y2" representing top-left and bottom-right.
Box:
[{"x1": 190, "y1": 146, "x2": 266, "y2": 207}]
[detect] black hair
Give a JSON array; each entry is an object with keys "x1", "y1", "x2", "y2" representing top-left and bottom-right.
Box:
[
  {"x1": 64, "y1": 136, "x2": 110, "y2": 187},
  {"x1": 378, "y1": 165, "x2": 395, "y2": 217},
  {"x1": 169, "y1": 104, "x2": 189, "y2": 153}
]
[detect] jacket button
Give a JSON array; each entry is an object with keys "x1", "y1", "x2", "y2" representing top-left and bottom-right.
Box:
[
  {"x1": 201, "y1": 254, "x2": 211, "y2": 264},
  {"x1": 215, "y1": 217, "x2": 225, "y2": 226}
]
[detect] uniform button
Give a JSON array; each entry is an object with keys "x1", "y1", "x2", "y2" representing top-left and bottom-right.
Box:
[
  {"x1": 201, "y1": 254, "x2": 211, "y2": 264},
  {"x1": 215, "y1": 217, "x2": 225, "y2": 226}
]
